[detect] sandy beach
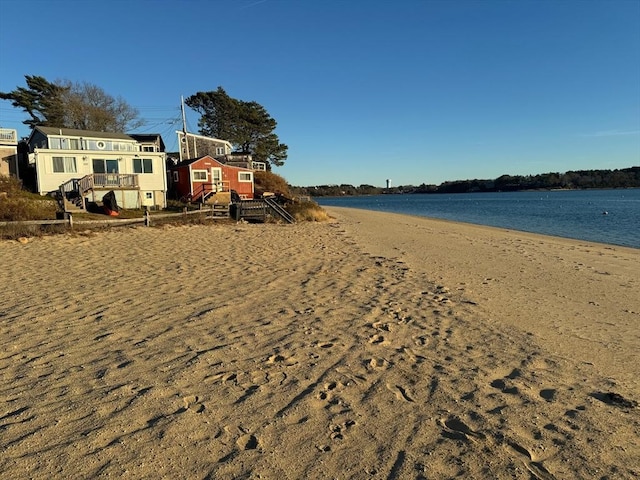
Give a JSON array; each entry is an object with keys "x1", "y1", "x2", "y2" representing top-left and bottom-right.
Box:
[{"x1": 1, "y1": 206, "x2": 638, "y2": 479}]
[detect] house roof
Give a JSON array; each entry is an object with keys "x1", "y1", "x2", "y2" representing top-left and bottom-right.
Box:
[
  {"x1": 173, "y1": 155, "x2": 223, "y2": 168},
  {"x1": 171, "y1": 155, "x2": 251, "y2": 171},
  {"x1": 33, "y1": 126, "x2": 136, "y2": 141},
  {"x1": 176, "y1": 130, "x2": 233, "y2": 148},
  {"x1": 128, "y1": 133, "x2": 166, "y2": 151}
]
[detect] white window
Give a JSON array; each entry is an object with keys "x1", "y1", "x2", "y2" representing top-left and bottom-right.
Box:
[
  {"x1": 142, "y1": 145, "x2": 155, "y2": 152},
  {"x1": 193, "y1": 170, "x2": 207, "y2": 181},
  {"x1": 133, "y1": 158, "x2": 153, "y2": 173},
  {"x1": 52, "y1": 156, "x2": 77, "y2": 173},
  {"x1": 238, "y1": 172, "x2": 252, "y2": 182},
  {"x1": 216, "y1": 146, "x2": 225, "y2": 155},
  {"x1": 145, "y1": 192, "x2": 153, "y2": 199}
]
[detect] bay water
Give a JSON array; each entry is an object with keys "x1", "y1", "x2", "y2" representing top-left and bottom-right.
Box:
[{"x1": 315, "y1": 189, "x2": 640, "y2": 249}]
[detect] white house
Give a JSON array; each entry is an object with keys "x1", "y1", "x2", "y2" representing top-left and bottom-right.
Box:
[
  {"x1": 0, "y1": 128, "x2": 19, "y2": 177},
  {"x1": 26, "y1": 126, "x2": 167, "y2": 209}
]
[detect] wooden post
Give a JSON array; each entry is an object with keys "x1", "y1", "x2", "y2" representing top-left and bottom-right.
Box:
[
  {"x1": 144, "y1": 208, "x2": 151, "y2": 227},
  {"x1": 67, "y1": 213, "x2": 73, "y2": 229}
]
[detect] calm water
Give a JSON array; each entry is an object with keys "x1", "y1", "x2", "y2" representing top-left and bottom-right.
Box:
[{"x1": 316, "y1": 189, "x2": 640, "y2": 249}]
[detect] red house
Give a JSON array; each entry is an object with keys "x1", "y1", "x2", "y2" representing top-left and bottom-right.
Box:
[{"x1": 169, "y1": 155, "x2": 254, "y2": 202}]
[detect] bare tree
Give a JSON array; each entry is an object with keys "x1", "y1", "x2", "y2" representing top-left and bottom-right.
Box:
[
  {"x1": 1, "y1": 75, "x2": 143, "y2": 132},
  {"x1": 59, "y1": 80, "x2": 143, "y2": 132}
]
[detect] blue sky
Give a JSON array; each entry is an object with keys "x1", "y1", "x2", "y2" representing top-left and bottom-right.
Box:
[{"x1": 1, "y1": 0, "x2": 638, "y2": 187}]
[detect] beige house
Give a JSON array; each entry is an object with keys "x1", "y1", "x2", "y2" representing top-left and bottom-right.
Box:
[
  {"x1": 0, "y1": 128, "x2": 19, "y2": 177},
  {"x1": 27, "y1": 126, "x2": 167, "y2": 209}
]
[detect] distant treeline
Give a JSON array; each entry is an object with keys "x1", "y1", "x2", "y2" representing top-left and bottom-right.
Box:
[{"x1": 291, "y1": 167, "x2": 640, "y2": 197}]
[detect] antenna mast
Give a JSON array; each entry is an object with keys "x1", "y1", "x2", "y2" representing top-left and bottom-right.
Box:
[{"x1": 180, "y1": 96, "x2": 190, "y2": 160}]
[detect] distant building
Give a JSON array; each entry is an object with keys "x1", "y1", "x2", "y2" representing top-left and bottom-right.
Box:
[
  {"x1": 0, "y1": 128, "x2": 19, "y2": 177},
  {"x1": 386, "y1": 179, "x2": 391, "y2": 189},
  {"x1": 176, "y1": 131, "x2": 265, "y2": 170}
]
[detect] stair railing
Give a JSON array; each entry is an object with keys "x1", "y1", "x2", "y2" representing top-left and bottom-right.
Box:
[{"x1": 264, "y1": 197, "x2": 295, "y2": 223}]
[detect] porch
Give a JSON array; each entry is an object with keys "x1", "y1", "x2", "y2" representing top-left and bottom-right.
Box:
[
  {"x1": 59, "y1": 173, "x2": 140, "y2": 212},
  {"x1": 185, "y1": 181, "x2": 231, "y2": 203}
]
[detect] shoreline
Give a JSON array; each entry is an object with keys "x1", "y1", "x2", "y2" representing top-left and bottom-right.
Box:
[
  {"x1": 325, "y1": 207, "x2": 640, "y2": 386},
  {"x1": 316, "y1": 188, "x2": 640, "y2": 250},
  {"x1": 1, "y1": 212, "x2": 638, "y2": 478}
]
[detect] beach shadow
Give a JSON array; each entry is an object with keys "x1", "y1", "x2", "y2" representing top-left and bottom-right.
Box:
[{"x1": 590, "y1": 391, "x2": 637, "y2": 409}]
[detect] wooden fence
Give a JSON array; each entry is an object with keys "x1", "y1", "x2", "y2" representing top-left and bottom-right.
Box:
[{"x1": 0, "y1": 205, "x2": 226, "y2": 229}]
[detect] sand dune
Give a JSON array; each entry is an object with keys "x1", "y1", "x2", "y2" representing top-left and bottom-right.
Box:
[{"x1": 1, "y1": 207, "x2": 638, "y2": 479}]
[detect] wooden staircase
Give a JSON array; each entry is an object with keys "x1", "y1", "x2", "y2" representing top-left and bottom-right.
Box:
[
  {"x1": 232, "y1": 198, "x2": 295, "y2": 223},
  {"x1": 62, "y1": 195, "x2": 85, "y2": 212},
  {"x1": 264, "y1": 197, "x2": 295, "y2": 223},
  {"x1": 211, "y1": 203, "x2": 230, "y2": 218},
  {"x1": 57, "y1": 179, "x2": 86, "y2": 213}
]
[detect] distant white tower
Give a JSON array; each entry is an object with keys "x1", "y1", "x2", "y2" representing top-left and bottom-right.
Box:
[{"x1": 386, "y1": 179, "x2": 391, "y2": 189}]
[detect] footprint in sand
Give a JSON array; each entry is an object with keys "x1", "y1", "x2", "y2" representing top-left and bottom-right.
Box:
[
  {"x1": 386, "y1": 383, "x2": 414, "y2": 402},
  {"x1": 505, "y1": 440, "x2": 555, "y2": 480},
  {"x1": 413, "y1": 335, "x2": 428, "y2": 346},
  {"x1": 182, "y1": 395, "x2": 205, "y2": 413},
  {"x1": 371, "y1": 321, "x2": 391, "y2": 332},
  {"x1": 438, "y1": 415, "x2": 485, "y2": 441},
  {"x1": 236, "y1": 433, "x2": 258, "y2": 450},
  {"x1": 539, "y1": 388, "x2": 557, "y2": 402},
  {"x1": 490, "y1": 378, "x2": 520, "y2": 395},
  {"x1": 329, "y1": 419, "x2": 357, "y2": 441},
  {"x1": 315, "y1": 381, "x2": 348, "y2": 409},
  {"x1": 267, "y1": 353, "x2": 298, "y2": 366},
  {"x1": 367, "y1": 357, "x2": 389, "y2": 369}
]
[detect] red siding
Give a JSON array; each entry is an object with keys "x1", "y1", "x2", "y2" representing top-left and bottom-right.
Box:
[{"x1": 169, "y1": 155, "x2": 254, "y2": 201}]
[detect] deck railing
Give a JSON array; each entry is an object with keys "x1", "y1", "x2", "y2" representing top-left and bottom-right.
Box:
[
  {"x1": 72, "y1": 174, "x2": 139, "y2": 196},
  {"x1": 191, "y1": 181, "x2": 231, "y2": 202},
  {"x1": 225, "y1": 160, "x2": 267, "y2": 171},
  {"x1": 0, "y1": 128, "x2": 18, "y2": 144},
  {"x1": 92, "y1": 173, "x2": 139, "y2": 188},
  {"x1": 59, "y1": 178, "x2": 80, "y2": 194}
]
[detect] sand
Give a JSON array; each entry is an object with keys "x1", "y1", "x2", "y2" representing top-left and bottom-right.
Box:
[{"x1": 1, "y1": 206, "x2": 638, "y2": 479}]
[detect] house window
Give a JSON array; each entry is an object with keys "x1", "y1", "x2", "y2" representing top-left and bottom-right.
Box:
[
  {"x1": 193, "y1": 170, "x2": 207, "y2": 181},
  {"x1": 68, "y1": 138, "x2": 80, "y2": 150},
  {"x1": 52, "y1": 156, "x2": 77, "y2": 173},
  {"x1": 216, "y1": 147, "x2": 225, "y2": 155},
  {"x1": 145, "y1": 192, "x2": 153, "y2": 199},
  {"x1": 93, "y1": 159, "x2": 119, "y2": 174},
  {"x1": 142, "y1": 146, "x2": 155, "y2": 152},
  {"x1": 238, "y1": 172, "x2": 252, "y2": 182},
  {"x1": 133, "y1": 158, "x2": 153, "y2": 173}
]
